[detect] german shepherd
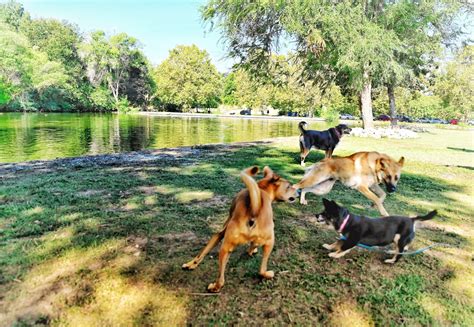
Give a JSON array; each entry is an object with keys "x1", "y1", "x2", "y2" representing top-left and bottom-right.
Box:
[
  {"x1": 294, "y1": 151, "x2": 405, "y2": 216},
  {"x1": 317, "y1": 198, "x2": 437, "y2": 263},
  {"x1": 298, "y1": 121, "x2": 352, "y2": 166},
  {"x1": 182, "y1": 166, "x2": 297, "y2": 293}
]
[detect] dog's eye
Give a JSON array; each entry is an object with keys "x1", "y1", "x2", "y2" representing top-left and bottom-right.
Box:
[
  {"x1": 395, "y1": 176, "x2": 399, "y2": 181},
  {"x1": 387, "y1": 175, "x2": 392, "y2": 180}
]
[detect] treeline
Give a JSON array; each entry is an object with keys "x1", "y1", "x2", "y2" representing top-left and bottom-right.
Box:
[{"x1": 0, "y1": 1, "x2": 472, "y2": 122}]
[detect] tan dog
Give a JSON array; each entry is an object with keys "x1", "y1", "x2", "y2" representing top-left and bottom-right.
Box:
[
  {"x1": 182, "y1": 166, "x2": 297, "y2": 293},
  {"x1": 294, "y1": 152, "x2": 404, "y2": 216}
]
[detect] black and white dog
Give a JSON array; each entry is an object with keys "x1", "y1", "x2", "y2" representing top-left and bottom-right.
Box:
[
  {"x1": 317, "y1": 198, "x2": 437, "y2": 263},
  {"x1": 298, "y1": 121, "x2": 352, "y2": 166}
]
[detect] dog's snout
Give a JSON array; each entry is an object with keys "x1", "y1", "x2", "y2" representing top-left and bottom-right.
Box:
[
  {"x1": 288, "y1": 197, "x2": 296, "y2": 203},
  {"x1": 387, "y1": 184, "x2": 396, "y2": 193}
]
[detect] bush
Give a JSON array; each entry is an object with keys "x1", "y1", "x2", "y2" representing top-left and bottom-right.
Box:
[{"x1": 90, "y1": 87, "x2": 114, "y2": 111}]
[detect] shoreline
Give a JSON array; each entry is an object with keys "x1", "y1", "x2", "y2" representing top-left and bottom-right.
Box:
[
  {"x1": 0, "y1": 139, "x2": 285, "y2": 175},
  {"x1": 135, "y1": 111, "x2": 326, "y2": 121}
]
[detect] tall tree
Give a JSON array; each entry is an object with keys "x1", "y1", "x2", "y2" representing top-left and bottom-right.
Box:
[
  {"x1": 378, "y1": 0, "x2": 463, "y2": 127},
  {"x1": 154, "y1": 45, "x2": 222, "y2": 111},
  {"x1": 434, "y1": 45, "x2": 473, "y2": 121},
  {"x1": 202, "y1": 0, "x2": 467, "y2": 128},
  {"x1": 82, "y1": 31, "x2": 146, "y2": 106}
]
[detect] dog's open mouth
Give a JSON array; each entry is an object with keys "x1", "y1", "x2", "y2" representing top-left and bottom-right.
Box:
[{"x1": 315, "y1": 214, "x2": 326, "y2": 223}]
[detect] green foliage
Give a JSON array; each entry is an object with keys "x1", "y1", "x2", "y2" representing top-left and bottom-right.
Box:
[
  {"x1": 154, "y1": 45, "x2": 222, "y2": 111},
  {"x1": 434, "y1": 45, "x2": 474, "y2": 120},
  {"x1": 89, "y1": 86, "x2": 114, "y2": 111},
  {"x1": 0, "y1": 78, "x2": 12, "y2": 106}
]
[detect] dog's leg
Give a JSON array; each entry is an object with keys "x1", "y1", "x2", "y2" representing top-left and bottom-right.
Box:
[
  {"x1": 385, "y1": 235, "x2": 410, "y2": 264},
  {"x1": 370, "y1": 184, "x2": 387, "y2": 203},
  {"x1": 247, "y1": 242, "x2": 258, "y2": 256},
  {"x1": 358, "y1": 186, "x2": 389, "y2": 216},
  {"x1": 300, "y1": 180, "x2": 336, "y2": 205},
  {"x1": 259, "y1": 240, "x2": 275, "y2": 279},
  {"x1": 300, "y1": 189, "x2": 308, "y2": 205},
  {"x1": 325, "y1": 148, "x2": 334, "y2": 158},
  {"x1": 300, "y1": 147, "x2": 309, "y2": 166},
  {"x1": 329, "y1": 248, "x2": 353, "y2": 258},
  {"x1": 207, "y1": 243, "x2": 233, "y2": 293},
  {"x1": 329, "y1": 229, "x2": 361, "y2": 259},
  {"x1": 182, "y1": 230, "x2": 224, "y2": 270},
  {"x1": 323, "y1": 240, "x2": 343, "y2": 251}
]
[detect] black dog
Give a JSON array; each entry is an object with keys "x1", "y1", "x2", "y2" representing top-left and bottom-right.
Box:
[
  {"x1": 317, "y1": 198, "x2": 437, "y2": 263},
  {"x1": 298, "y1": 121, "x2": 352, "y2": 166}
]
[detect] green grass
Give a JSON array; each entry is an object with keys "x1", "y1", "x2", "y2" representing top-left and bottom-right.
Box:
[{"x1": 0, "y1": 128, "x2": 473, "y2": 326}]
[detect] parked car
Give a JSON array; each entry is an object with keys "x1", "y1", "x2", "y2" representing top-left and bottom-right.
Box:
[
  {"x1": 376, "y1": 114, "x2": 391, "y2": 121},
  {"x1": 430, "y1": 118, "x2": 448, "y2": 124},
  {"x1": 397, "y1": 115, "x2": 413, "y2": 122},
  {"x1": 340, "y1": 113, "x2": 356, "y2": 120},
  {"x1": 468, "y1": 120, "x2": 474, "y2": 125},
  {"x1": 449, "y1": 119, "x2": 458, "y2": 125},
  {"x1": 417, "y1": 117, "x2": 431, "y2": 123}
]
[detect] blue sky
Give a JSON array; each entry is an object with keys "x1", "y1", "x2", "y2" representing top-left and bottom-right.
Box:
[
  {"x1": 8, "y1": 1, "x2": 474, "y2": 71},
  {"x1": 17, "y1": 0, "x2": 234, "y2": 71}
]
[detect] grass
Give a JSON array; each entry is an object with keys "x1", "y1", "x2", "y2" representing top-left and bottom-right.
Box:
[{"x1": 0, "y1": 127, "x2": 473, "y2": 326}]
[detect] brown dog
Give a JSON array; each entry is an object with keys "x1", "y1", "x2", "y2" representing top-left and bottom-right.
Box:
[
  {"x1": 182, "y1": 166, "x2": 297, "y2": 293},
  {"x1": 294, "y1": 152, "x2": 404, "y2": 216}
]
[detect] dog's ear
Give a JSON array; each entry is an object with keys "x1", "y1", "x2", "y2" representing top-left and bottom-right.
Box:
[
  {"x1": 398, "y1": 157, "x2": 405, "y2": 167},
  {"x1": 322, "y1": 198, "x2": 331, "y2": 207},
  {"x1": 248, "y1": 166, "x2": 259, "y2": 176},
  {"x1": 377, "y1": 158, "x2": 387, "y2": 170},
  {"x1": 263, "y1": 166, "x2": 274, "y2": 178},
  {"x1": 271, "y1": 174, "x2": 281, "y2": 183}
]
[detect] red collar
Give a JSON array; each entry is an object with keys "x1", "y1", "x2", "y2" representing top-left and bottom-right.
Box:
[{"x1": 338, "y1": 214, "x2": 351, "y2": 233}]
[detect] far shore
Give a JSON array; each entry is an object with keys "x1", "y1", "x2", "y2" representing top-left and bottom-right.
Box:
[{"x1": 136, "y1": 111, "x2": 327, "y2": 122}]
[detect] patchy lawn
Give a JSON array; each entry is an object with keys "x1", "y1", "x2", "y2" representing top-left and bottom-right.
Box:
[{"x1": 0, "y1": 128, "x2": 473, "y2": 326}]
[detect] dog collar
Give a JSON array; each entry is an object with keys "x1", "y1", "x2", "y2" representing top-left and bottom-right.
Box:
[{"x1": 338, "y1": 214, "x2": 350, "y2": 233}]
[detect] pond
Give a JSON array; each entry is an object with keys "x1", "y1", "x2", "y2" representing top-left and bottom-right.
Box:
[{"x1": 0, "y1": 113, "x2": 329, "y2": 163}]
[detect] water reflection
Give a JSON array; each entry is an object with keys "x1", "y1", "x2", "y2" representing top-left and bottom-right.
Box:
[{"x1": 0, "y1": 113, "x2": 329, "y2": 163}]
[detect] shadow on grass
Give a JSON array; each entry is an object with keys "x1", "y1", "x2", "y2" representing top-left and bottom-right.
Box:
[
  {"x1": 0, "y1": 143, "x2": 472, "y2": 325},
  {"x1": 447, "y1": 147, "x2": 474, "y2": 153}
]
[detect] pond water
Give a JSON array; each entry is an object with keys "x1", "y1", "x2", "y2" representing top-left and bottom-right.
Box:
[{"x1": 0, "y1": 113, "x2": 329, "y2": 163}]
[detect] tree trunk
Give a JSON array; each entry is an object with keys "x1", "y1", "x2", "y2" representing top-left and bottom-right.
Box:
[
  {"x1": 387, "y1": 84, "x2": 397, "y2": 128},
  {"x1": 360, "y1": 72, "x2": 374, "y2": 129}
]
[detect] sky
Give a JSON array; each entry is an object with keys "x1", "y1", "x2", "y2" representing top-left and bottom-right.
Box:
[
  {"x1": 16, "y1": 0, "x2": 234, "y2": 72},
  {"x1": 7, "y1": 1, "x2": 474, "y2": 71}
]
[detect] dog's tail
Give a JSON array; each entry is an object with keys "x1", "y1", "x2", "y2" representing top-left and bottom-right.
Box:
[
  {"x1": 298, "y1": 121, "x2": 307, "y2": 134},
  {"x1": 240, "y1": 166, "x2": 261, "y2": 217},
  {"x1": 412, "y1": 210, "x2": 437, "y2": 221}
]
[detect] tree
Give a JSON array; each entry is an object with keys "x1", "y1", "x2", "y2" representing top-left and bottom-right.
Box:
[
  {"x1": 202, "y1": 0, "x2": 467, "y2": 129},
  {"x1": 154, "y1": 45, "x2": 222, "y2": 111},
  {"x1": 82, "y1": 31, "x2": 150, "y2": 108},
  {"x1": 20, "y1": 18, "x2": 83, "y2": 78},
  {"x1": 434, "y1": 45, "x2": 474, "y2": 121},
  {"x1": 0, "y1": 23, "x2": 69, "y2": 111},
  {"x1": 377, "y1": 0, "x2": 463, "y2": 127},
  {"x1": 0, "y1": 0, "x2": 26, "y2": 31}
]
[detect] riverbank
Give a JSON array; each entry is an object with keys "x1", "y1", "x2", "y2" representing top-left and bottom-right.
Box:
[
  {"x1": 1, "y1": 134, "x2": 473, "y2": 325},
  {"x1": 137, "y1": 110, "x2": 327, "y2": 121}
]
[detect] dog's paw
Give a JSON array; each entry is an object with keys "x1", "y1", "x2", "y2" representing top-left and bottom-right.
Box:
[
  {"x1": 207, "y1": 282, "x2": 222, "y2": 293},
  {"x1": 182, "y1": 260, "x2": 198, "y2": 270},
  {"x1": 322, "y1": 243, "x2": 332, "y2": 250},
  {"x1": 247, "y1": 248, "x2": 258, "y2": 256},
  {"x1": 260, "y1": 270, "x2": 274, "y2": 279},
  {"x1": 384, "y1": 258, "x2": 396, "y2": 264},
  {"x1": 328, "y1": 252, "x2": 341, "y2": 258},
  {"x1": 300, "y1": 162, "x2": 306, "y2": 167},
  {"x1": 300, "y1": 199, "x2": 308, "y2": 205}
]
